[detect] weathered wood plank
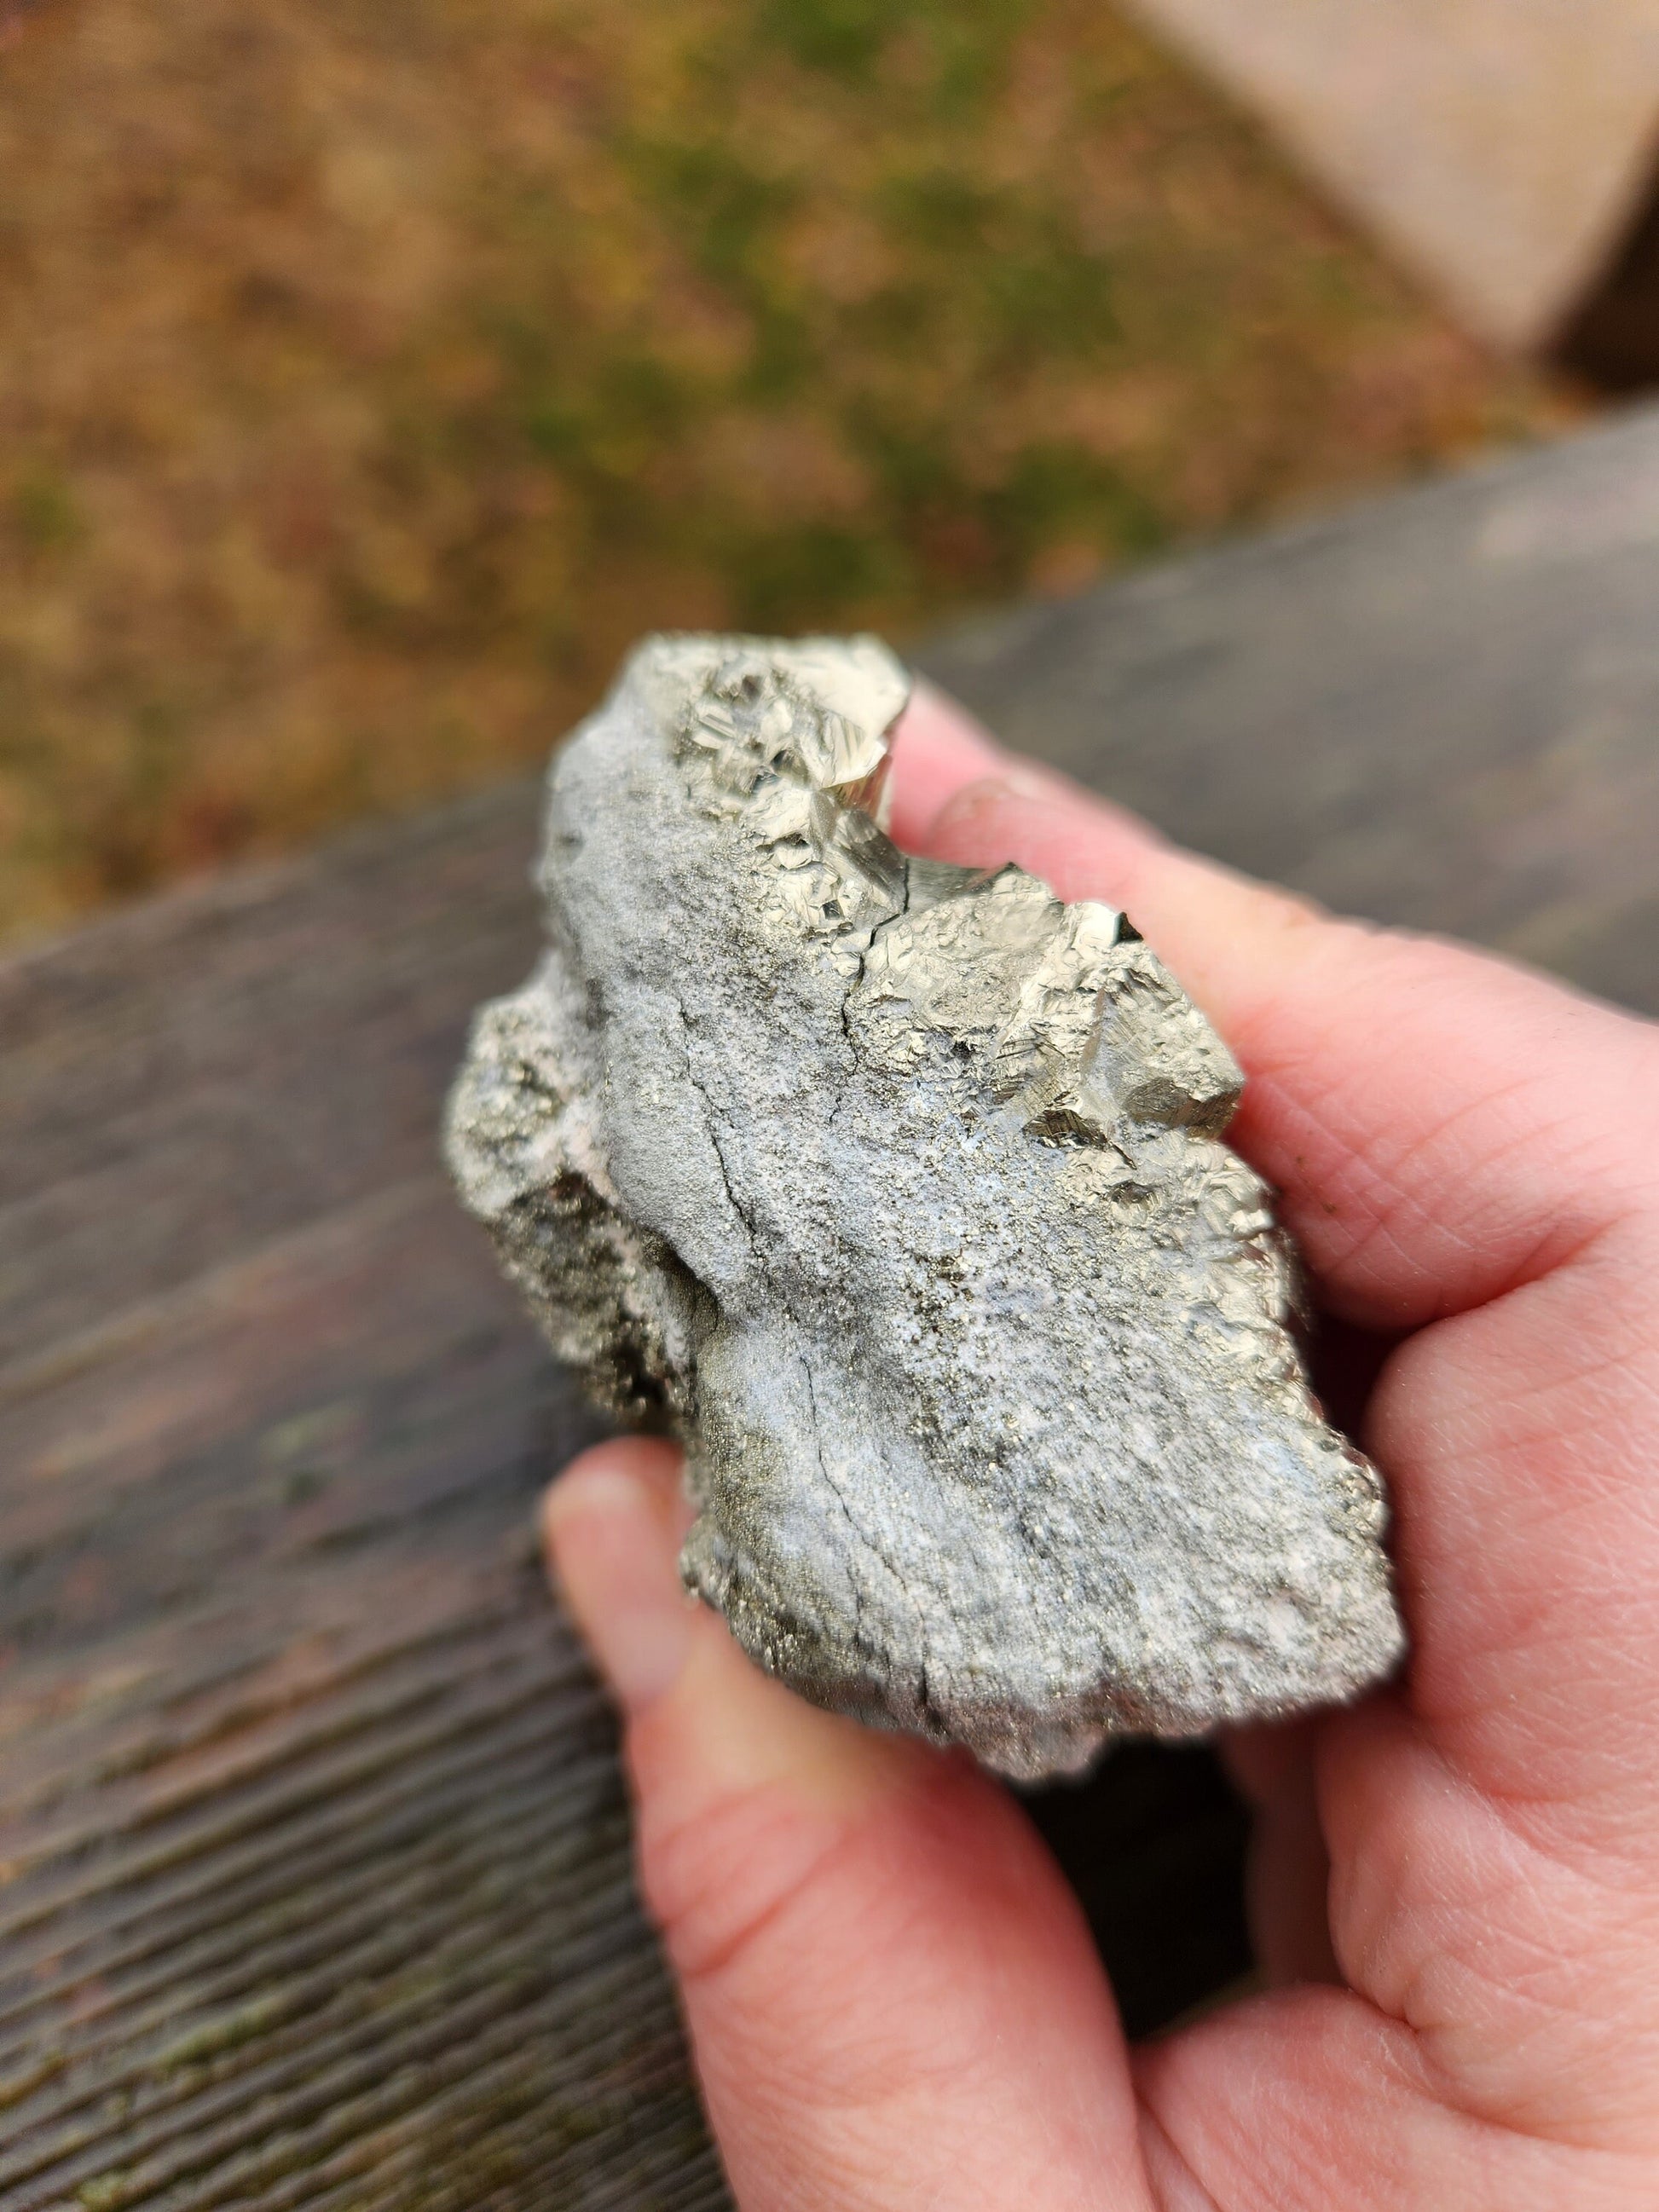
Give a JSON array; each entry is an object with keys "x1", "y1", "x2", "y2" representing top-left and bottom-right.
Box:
[
  {"x1": 0, "y1": 797, "x2": 730, "y2": 2210},
  {"x1": 4, "y1": 408, "x2": 1657, "y2": 2209},
  {"x1": 0, "y1": 788, "x2": 541, "y2": 1371}
]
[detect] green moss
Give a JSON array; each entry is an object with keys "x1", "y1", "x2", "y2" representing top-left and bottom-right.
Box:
[
  {"x1": 10, "y1": 468, "x2": 84, "y2": 554},
  {"x1": 754, "y1": 0, "x2": 1030, "y2": 97},
  {"x1": 77, "y1": 2173, "x2": 132, "y2": 2211},
  {"x1": 153, "y1": 1993, "x2": 287, "y2": 2074}
]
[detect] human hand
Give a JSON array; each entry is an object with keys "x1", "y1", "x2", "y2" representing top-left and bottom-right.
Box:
[{"x1": 544, "y1": 684, "x2": 1659, "y2": 2209}]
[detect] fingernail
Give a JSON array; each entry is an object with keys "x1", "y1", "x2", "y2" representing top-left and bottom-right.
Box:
[
  {"x1": 546, "y1": 1465, "x2": 697, "y2": 1715},
  {"x1": 925, "y1": 776, "x2": 1035, "y2": 863},
  {"x1": 928, "y1": 775, "x2": 1019, "y2": 826}
]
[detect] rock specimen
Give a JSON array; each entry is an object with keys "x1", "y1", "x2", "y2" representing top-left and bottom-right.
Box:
[{"x1": 445, "y1": 635, "x2": 1405, "y2": 1778}]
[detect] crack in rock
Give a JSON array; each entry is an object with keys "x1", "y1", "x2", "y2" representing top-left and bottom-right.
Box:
[{"x1": 444, "y1": 633, "x2": 1405, "y2": 1780}]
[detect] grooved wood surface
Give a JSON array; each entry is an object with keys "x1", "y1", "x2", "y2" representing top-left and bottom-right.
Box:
[
  {"x1": 4, "y1": 409, "x2": 1658, "y2": 2209},
  {"x1": 0, "y1": 802, "x2": 724, "y2": 2211}
]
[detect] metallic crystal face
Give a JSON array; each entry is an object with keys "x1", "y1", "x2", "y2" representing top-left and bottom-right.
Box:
[{"x1": 445, "y1": 633, "x2": 1405, "y2": 1779}]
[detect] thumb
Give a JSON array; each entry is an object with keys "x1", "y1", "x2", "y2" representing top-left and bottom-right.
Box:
[{"x1": 546, "y1": 1439, "x2": 1151, "y2": 2212}]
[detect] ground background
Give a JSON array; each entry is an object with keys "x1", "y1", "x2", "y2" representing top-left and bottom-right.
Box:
[{"x1": 0, "y1": 0, "x2": 1575, "y2": 942}]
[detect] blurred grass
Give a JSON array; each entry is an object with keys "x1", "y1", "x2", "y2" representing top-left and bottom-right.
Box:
[{"x1": 0, "y1": 0, "x2": 1574, "y2": 939}]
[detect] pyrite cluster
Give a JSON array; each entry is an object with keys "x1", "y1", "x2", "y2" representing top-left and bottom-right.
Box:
[{"x1": 445, "y1": 635, "x2": 1403, "y2": 1778}]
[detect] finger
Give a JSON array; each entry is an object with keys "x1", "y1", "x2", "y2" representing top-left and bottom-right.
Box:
[
  {"x1": 883, "y1": 678, "x2": 1005, "y2": 848},
  {"x1": 1134, "y1": 1982, "x2": 1650, "y2": 2211},
  {"x1": 910, "y1": 759, "x2": 1659, "y2": 1802},
  {"x1": 546, "y1": 1441, "x2": 1151, "y2": 2212},
  {"x1": 904, "y1": 759, "x2": 1659, "y2": 1331}
]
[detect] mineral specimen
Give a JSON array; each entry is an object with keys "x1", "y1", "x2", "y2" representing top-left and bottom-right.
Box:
[{"x1": 444, "y1": 634, "x2": 1405, "y2": 1779}]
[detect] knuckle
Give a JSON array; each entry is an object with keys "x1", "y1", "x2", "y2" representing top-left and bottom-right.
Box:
[{"x1": 637, "y1": 1779, "x2": 850, "y2": 1988}]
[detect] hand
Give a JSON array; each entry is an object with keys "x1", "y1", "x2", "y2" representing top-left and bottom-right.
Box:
[{"x1": 544, "y1": 684, "x2": 1659, "y2": 2209}]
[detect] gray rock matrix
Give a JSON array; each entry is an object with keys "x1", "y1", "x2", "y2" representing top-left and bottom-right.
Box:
[{"x1": 445, "y1": 634, "x2": 1405, "y2": 1779}]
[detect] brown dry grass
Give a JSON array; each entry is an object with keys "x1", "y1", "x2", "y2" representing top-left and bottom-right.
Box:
[{"x1": 0, "y1": 0, "x2": 1574, "y2": 939}]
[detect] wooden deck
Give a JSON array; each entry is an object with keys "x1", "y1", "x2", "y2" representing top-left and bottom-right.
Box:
[{"x1": 3, "y1": 404, "x2": 1657, "y2": 2209}]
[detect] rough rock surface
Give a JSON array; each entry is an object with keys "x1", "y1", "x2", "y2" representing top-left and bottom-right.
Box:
[{"x1": 445, "y1": 634, "x2": 1405, "y2": 1778}]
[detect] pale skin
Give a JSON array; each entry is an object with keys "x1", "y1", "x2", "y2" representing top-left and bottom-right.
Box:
[{"x1": 545, "y1": 684, "x2": 1659, "y2": 2211}]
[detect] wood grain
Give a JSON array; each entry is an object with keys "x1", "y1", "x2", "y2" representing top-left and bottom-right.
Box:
[
  {"x1": 0, "y1": 797, "x2": 731, "y2": 2210},
  {"x1": 4, "y1": 410, "x2": 1658, "y2": 2209}
]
